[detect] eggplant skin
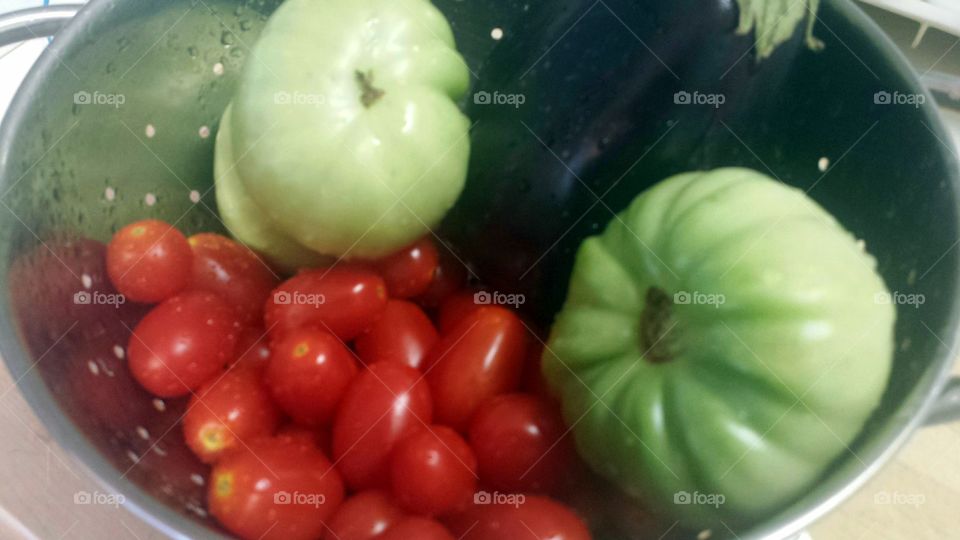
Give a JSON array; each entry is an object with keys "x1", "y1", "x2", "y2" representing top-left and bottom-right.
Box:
[{"x1": 443, "y1": 0, "x2": 808, "y2": 325}]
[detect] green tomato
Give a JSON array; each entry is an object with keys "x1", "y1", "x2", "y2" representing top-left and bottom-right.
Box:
[
  {"x1": 543, "y1": 168, "x2": 894, "y2": 526},
  {"x1": 230, "y1": 0, "x2": 471, "y2": 260},
  {"x1": 214, "y1": 105, "x2": 332, "y2": 272}
]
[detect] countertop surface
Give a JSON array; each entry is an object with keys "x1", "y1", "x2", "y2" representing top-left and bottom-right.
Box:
[{"x1": 1, "y1": 1, "x2": 960, "y2": 539}]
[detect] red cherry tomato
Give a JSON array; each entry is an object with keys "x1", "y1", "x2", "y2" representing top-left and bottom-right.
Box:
[
  {"x1": 266, "y1": 328, "x2": 358, "y2": 426},
  {"x1": 374, "y1": 237, "x2": 439, "y2": 298},
  {"x1": 446, "y1": 496, "x2": 591, "y2": 540},
  {"x1": 209, "y1": 436, "x2": 345, "y2": 540},
  {"x1": 186, "y1": 233, "x2": 278, "y2": 325},
  {"x1": 417, "y1": 248, "x2": 469, "y2": 309},
  {"x1": 183, "y1": 368, "x2": 281, "y2": 463},
  {"x1": 230, "y1": 326, "x2": 271, "y2": 373},
  {"x1": 437, "y1": 289, "x2": 482, "y2": 333},
  {"x1": 128, "y1": 291, "x2": 240, "y2": 397},
  {"x1": 380, "y1": 517, "x2": 455, "y2": 540},
  {"x1": 468, "y1": 394, "x2": 572, "y2": 493},
  {"x1": 107, "y1": 219, "x2": 192, "y2": 303},
  {"x1": 390, "y1": 425, "x2": 477, "y2": 515},
  {"x1": 426, "y1": 307, "x2": 527, "y2": 430},
  {"x1": 265, "y1": 266, "x2": 387, "y2": 341},
  {"x1": 333, "y1": 363, "x2": 433, "y2": 490},
  {"x1": 355, "y1": 300, "x2": 438, "y2": 370},
  {"x1": 325, "y1": 490, "x2": 405, "y2": 540},
  {"x1": 276, "y1": 424, "x2": 333, "y2": 457}
]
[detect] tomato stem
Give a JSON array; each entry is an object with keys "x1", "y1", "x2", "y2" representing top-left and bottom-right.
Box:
[
  {"x1": 640, "y1": 287, "x2": 676, "y2": 363},
  {"x1": 355, "y1": 69, "x2": 385, "y2": 108}
]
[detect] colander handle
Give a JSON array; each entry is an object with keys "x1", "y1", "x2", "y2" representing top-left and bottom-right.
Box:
[
  {"x1": 924, "y1": 377, "x2": 960, "y2": 425},
  {"x1": 0, "y1": 4, "x2": 82, "y2": 48}
]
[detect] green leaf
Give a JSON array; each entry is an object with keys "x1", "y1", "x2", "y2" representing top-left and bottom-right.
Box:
[{"x1": 736, "y1": 0, "x2": 824, "y2": 60}]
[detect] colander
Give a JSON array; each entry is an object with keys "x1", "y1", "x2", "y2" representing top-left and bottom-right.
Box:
[{"x1": 0, "y1": 0, "x2": 959, "y2": 539}]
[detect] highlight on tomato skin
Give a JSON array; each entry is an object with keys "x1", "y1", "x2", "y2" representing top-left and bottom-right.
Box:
[
  {"x1": 389, "y1": 425, "x2": 478, "y2": 516},
  {"x1": 378, "y1": 516, "x2": 456, "y2": 540},
  {"x1": 208, "y1": 435, "x2": 345, "y2": 540},
  {"x1": 229, "y1": 326, "x2": 272, "y2": 373},
  {"x1": 332, "y1": 362, "x2": 434, "y2": 491},
  {"x1": 416, "y1": 245, "x2": 469, "y2": 309},
  {"x1": 324, "y1": 490, "x2": 405, "y2": 540},
  {"x1": 354, "y1": 299, "x2": 438, "y2": 370},
  {"x1": 186, "y1": 232, "x2": 279, "y2": 326},
  {"x1": 183, "y1": 368, "x2": 281, "y2": 463},
  {"x1": 373, "y1": 236, "x2": 440, "y2": 299},
  {"x1": 468, "y1": 393, "x2": 573, "y2": 493},
  {"x1": 426, "y1": 306, "x2": 528, "y2": 431},
  {"x1": 106, "y1": 219, "x2": 193, "y2": 303},
  {"x1": 127, "y1": 291, "x2": 241, "y2": 398},
  {"x1": 265, "y1": 327, "x2": 359, "y2": 427},
  {"x1": 264, "y1": 265, "x2": 388, "y2": 342}
]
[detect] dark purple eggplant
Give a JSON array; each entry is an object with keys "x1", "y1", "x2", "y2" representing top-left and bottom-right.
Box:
[{"x1": 443, "y1": 0, "x2": 811, "y2": 324}]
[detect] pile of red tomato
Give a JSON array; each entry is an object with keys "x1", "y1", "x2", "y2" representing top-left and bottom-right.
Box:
[{"x1": 103, "y1": 219, "x2": 591, "y2": 540}]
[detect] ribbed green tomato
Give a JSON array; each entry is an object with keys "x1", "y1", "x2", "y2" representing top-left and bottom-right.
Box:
[
  {"x1": 229, "y1": 0, "x2": 471, "y2": 260},
  {"x1": 214, "y1": 105, "x2": 331, "y2": 272},
  {"x1": 543, "y1": 168, "x2": 894, "y2": 526}
]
